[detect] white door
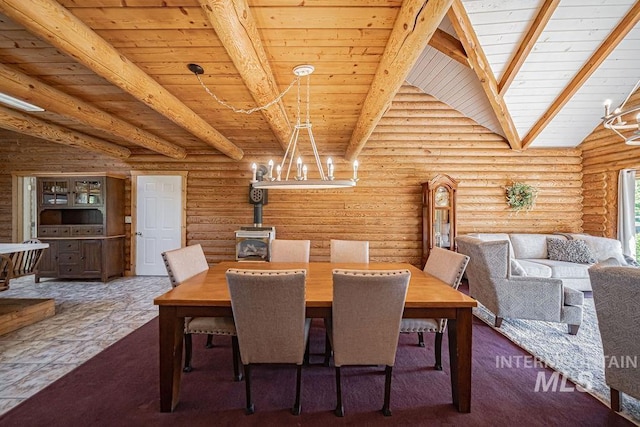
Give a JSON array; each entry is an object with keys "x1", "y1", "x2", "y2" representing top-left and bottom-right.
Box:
[{"x1": 135, "y1": 175, "x2": 183, "y2": 275}]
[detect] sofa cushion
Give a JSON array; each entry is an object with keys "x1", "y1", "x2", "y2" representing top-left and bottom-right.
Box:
[
  {"x1": 517, "y1": 259, "x2": 553, "y2": 277},
  {"x1": 523, "y1": 258, "x2": 590, "y2": 279},
  {"x1": 570, "y1": 234, "x2": 626, "y2": 265},
  {"x1": 547, "y1": 238, "x2": 596, "y2": 264},
  {"x1": 509, "y1": 234, "x2": 566, "y2": 259}
]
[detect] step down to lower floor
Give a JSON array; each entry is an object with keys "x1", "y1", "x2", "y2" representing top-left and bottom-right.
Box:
[{"x1": 0, "y1": 298, "x2": 55, "y2": 336}]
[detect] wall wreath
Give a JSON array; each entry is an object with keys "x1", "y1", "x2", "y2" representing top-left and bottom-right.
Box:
[{"x1": 505, "y1": 182, "x2": 537, "y2": 212}]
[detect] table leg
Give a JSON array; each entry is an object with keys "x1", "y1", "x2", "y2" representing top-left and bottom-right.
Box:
[
  {"x1": 159, "y1": 306, "x2": 183, "y2": 412},
  {"x1": 448, "y1": 307, "x2": 472, "y2": 413}
]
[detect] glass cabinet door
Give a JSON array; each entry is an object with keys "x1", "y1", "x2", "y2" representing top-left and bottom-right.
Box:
[
  {"x1": 434, "y1": 208, "x2": 451, "y2": 249},
  {"x1": 40, "y1": 179, "x2": 69, "y2": 206},
  {"x1": 73, "y1": 179, "x2": 103, "y2": 206}
]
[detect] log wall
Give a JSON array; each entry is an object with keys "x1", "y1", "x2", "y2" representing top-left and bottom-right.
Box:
[
  {"x1": 0, "y1": 86, "x2": 584, "y2": 269},
  {"x1": 580, "y1": 88, "x2": 640, "y2": 238}
]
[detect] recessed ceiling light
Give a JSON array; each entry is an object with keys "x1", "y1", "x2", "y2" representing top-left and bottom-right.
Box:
[{"x1": 0, "y1": 92, "x2": 44, "y2": 112}]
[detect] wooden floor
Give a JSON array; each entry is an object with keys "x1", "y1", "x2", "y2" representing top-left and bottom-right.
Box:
[{"x1": 0, "y1": 298, "x2": 55, "y2": 336}]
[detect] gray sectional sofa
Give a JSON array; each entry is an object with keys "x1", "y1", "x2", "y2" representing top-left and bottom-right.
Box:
[{"x1": 465, "y1": 233, "x2": 628, "y2": 292}]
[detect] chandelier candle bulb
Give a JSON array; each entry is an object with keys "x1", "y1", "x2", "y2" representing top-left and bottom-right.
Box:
[
  {"x1": 327, "y1": 157, "x2": 334, "y2": 180},
  {"x1": 352, "y1": 160, "x2": 359, "y2": 181},
  {"x1": 604, "y1": 99, "x2": 612, "y2": 116},
  {"x1": 267, "y1": 160, "x2": 274, "y2": 180},
  {"x1": 251, "y1": 163, "x2": 257, "y2": 182},
  {"x1": 303, "y1": 165, "x2": 308, "y2": 180},
  {"x1": 296, "y1": 157, "x2": 302, "y2": 179},
  {"x1": 276, "y1": 165, "x2": 282, "y2": 181}
]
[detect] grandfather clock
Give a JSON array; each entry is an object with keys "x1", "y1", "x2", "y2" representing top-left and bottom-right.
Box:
[{"x1": 422, "y1": 174, "x2": 458, "y2": 267}]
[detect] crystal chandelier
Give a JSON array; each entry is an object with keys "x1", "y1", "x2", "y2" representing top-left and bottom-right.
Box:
[
  {"x1": 602, "y1": 79, "x2": 640, "y2": 145},
  {"x1": 188, "y1": 63, "x2": 358, "y2": 190}
]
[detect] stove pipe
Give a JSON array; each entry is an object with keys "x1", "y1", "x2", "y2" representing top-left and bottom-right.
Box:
[{"x1": 253, "y1": 203, "x2": 262, "y2": 227}]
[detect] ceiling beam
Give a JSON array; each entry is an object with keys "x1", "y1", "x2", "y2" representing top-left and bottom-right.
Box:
[
  {"x1": 521, "y1": 1, "x2": 640, "y2": 149},
  {"x1": 448, "y1": 0, "x2": 522, "y2": 150},
  {"x1": 198, "y1": 0, "x2": 291, "y2": 151},
  {"x1": 498, "y1": 0, "x2": 559, "y2": 95},
  {"x1": 0, "y1": 0, "x2": 244, "y2": 160},
  {"x1": 345, "y1": 0, "x2": 454, "y2": 161},
  {"x1": 0, "y1": 105, "x2": 131, "y2": 159},
  {"x1": 0, "y1": 64, "x2": 187, "y2": 160},
  {"x1": 429, "y1": 28, "x2": 469, "y2": 67}
]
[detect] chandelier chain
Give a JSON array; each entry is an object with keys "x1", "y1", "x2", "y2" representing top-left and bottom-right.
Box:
[{"x1": 194, "y1": 72, "x2": 300, "y2": 115}]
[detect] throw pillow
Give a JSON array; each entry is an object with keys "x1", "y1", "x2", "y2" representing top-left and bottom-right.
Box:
[
  {"x1": 510, "y1": 259, "x2": 527, "y2": 276},
  {"x1": 546, "y1": 238, "x2": 596, "y2": 264}
]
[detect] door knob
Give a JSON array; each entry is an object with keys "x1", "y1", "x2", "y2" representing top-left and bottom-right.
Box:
[{"x1": 135, "y1": 232, "x2": 143, "y2": 236}]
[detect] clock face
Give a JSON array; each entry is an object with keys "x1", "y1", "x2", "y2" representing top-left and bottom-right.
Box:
[{"x1": 435, "y1": 186, "x2": 449, "y2": 207}]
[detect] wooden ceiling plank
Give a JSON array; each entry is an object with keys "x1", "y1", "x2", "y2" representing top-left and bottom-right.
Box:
[
  {"x1": 448, "y1": 0, "x2": 522, "y2": 150},
  {"x1": 0, "y1": 0, "x2": 244, "y2": 160},
  {"x1": 198, "y1": 0, "x2": 293, "y2": 151},
  {"x1": 498, "y1": 0, "x2": 559, "y2": 95},
  {"x1": 0, "y1": 63, "x2": 187, "y2": 159},
  {"x1": 0, "y1": 105, "x2": 131, "y2": 158},
  {"x1": 428, "y1": 28, "x2": 468, "y2": 67},
  {"x1": 345, "y1": 0, "x2": 454, "y2": 161},
  {"x1": 521, "y1": 1, "x2": 640, "y2": 150}
]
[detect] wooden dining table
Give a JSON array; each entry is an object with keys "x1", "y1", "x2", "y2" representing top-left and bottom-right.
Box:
[{"x1": 154, "y1": 261, "x2": 477, "y2": 413}]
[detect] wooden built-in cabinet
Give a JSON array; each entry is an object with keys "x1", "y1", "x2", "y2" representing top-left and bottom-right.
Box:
[
  {"x1": 422, "y1": 174, "x2": 458, "y2": 267},
  {"x1": 36, "y1": 175, "x2": 125, "y2": 282}
]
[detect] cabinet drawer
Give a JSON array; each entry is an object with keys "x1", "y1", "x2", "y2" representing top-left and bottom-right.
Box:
[
  {"x1": 38, "y1": 226, "x2": 71, "y2": 237},
  {"x1": 57, "y1": 252, "x2": 80, "y2": 265},
  {"x1": 58, "y1": 264, "x2": 84, "y2": 276},
  {"x1": 58, "y1": 240, "x2": 79, "y2": 252},
  {"x1": 71, "y1": 225, "x2": 104, "y2": 236}
]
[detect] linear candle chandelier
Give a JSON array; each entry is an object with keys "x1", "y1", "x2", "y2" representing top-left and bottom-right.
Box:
[
  {"x1": 252, "y1": 65, "x2": 357, "y2": 190},
  {"x1": 188, "y1": 63, "x2": 358, "y2": 190}
]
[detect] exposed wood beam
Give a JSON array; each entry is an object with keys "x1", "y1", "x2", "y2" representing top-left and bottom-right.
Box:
[
  {"x1": 498, "y1": 0, "x2": 559, "y2": 95},
  {"x1": 521, "y1": 1, "x2": 640, "y2": 149},
  {"x1": 0, "y1": 64, "x2": 187, "y2": 160},
  {"x1": 345, "y1": 0, "x2": 454, "y2": 161},
  {"x1": 0, "y1": 0, "x2": 243, "y2": 160},
  {"x1": 448, "y1": 0, "x2": 522, "y2": 150},
  {"x1": 0, "y1": 105, "x2": 131, "y2": 159},
  {"x1": 198, "y1": 0, "x2": 291, "y2": 151},
  {"x1": 429, "y1": 28, "x2": 469, "y2": 67}
]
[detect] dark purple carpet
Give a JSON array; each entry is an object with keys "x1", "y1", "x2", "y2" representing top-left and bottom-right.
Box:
[{"x1": 0, "y1": 316, "x2": 631, "y2": 427}]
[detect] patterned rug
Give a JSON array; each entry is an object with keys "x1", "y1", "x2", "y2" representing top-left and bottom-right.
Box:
[{"x1": 473, "y1": 298, "x2": 640, "y2": 425}]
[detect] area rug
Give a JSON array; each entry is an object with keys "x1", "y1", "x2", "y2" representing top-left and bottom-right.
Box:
[
  {"x1": 0, "y1": 317, "x2": 633, "y2": 426},
  {"x1": 473, "y1": 297, "x2": 640, "y2": 425}
]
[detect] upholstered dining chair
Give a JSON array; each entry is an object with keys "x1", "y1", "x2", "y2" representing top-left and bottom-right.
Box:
[
  {"x1": 161, "y1": 244, "x2": 240, "y2": 379},
  {"x1": 399, "y1": 247, "x2": 470, "y2": 370},
  {"x1": 270, "y1": 239, "x2": 311, "y2": 262},
  {"x1": 226, "y1": 268, "x2": 310, "y2": 415},
  {"x1": 588, "y1": 265, "x2": 640, "y2": 412},
  {"x1": 330, "y1": 239, "x2": 369, "y2": 263},
  {"x1": 328, "y1": 269, "x2": 411, "y2": 417}
]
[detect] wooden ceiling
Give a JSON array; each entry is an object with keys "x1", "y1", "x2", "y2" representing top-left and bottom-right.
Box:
[{"x1": 0, "y1": 0, "x2": 638, "y2": 162}]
